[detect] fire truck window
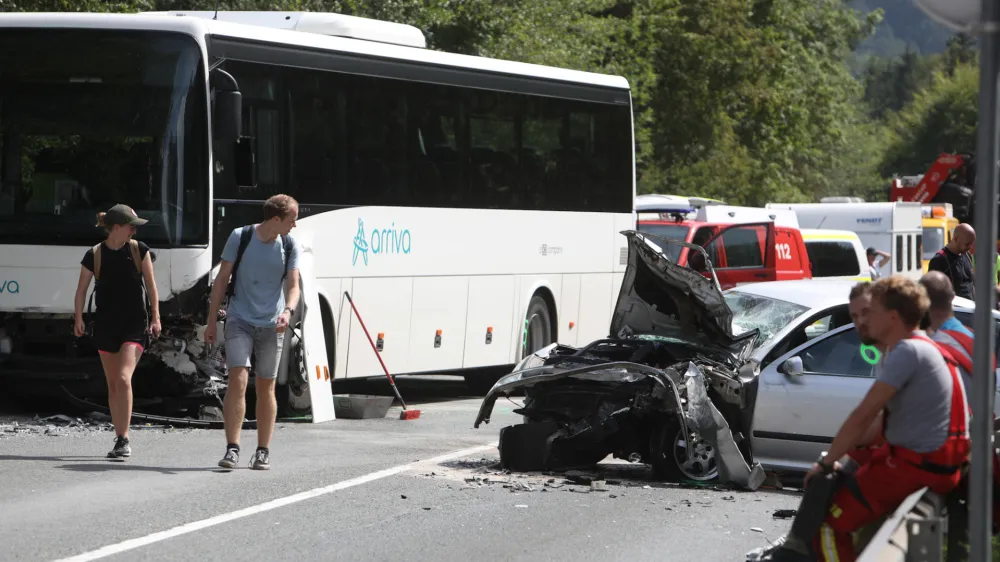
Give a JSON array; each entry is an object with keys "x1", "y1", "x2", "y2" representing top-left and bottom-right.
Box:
[{"x1": 720, "y1": 226, "x2": 764, "y2": 268}]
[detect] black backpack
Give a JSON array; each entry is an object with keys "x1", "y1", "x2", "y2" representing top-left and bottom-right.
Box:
[{"x1": 226, "y1": 225, "x2": 295, "y2": 301}]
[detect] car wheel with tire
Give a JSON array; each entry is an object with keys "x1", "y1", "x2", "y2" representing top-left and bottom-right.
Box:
[{"x1": 649, "y1": 415, "x2": 719, "y2": 482}]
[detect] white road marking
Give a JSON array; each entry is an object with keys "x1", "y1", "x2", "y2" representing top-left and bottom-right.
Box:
[{"x1": 51, "y1": 443, "x2": 497, "y2": 562}]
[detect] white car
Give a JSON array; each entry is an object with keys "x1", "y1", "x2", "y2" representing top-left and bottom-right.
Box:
[{"x1": 730, "y1": 279, "x2": 1000, "y2": 474}]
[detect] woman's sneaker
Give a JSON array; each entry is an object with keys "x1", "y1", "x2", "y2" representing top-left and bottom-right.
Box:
[
  {"x1": 218, "y1": 447, "x2": 239, "y2": 469},
  {"x1": 107, "y1": 436, "x2": 131, "y2": 458}
]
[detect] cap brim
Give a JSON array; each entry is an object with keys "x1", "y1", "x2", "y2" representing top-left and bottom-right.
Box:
[{"x1": 128, "y1": 217, "x2": 148, "y2": 226}]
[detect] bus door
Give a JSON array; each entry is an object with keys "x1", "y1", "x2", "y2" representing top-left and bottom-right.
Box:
[{"x1": 276, "y1": 240, "x2": 336, "y2": 423}]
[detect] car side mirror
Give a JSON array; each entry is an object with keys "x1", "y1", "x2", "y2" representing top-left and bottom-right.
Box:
[{"x1": 780, "y1": 356, "x2": 804, "y2": 377}]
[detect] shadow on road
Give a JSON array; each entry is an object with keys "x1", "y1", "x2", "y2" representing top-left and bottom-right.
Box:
[
  {"x1": 55, "y1": 462, "x2": 218, "y2": 475},
  {"x1": 0, "y1": 455, "x2": 219, "y2": 475}
]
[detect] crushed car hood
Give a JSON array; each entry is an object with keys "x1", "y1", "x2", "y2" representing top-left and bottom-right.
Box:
[{"x1": 610, "y1": 230, "x2": 759, "y2": 366}]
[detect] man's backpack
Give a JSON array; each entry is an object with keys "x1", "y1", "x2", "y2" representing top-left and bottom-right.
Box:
[{"x1": 226, "y1": 225, "x2": 295, "y2": 300}]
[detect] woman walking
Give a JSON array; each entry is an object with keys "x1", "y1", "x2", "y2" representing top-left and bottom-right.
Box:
[{"x1": 73, "y1": 204, "x2": 161, "y2": 459}]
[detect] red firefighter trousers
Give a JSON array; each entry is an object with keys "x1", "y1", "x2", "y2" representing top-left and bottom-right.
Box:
[
  {"x1": 811, "y1": 332, "x2": 969, "y2": 562},
  {"x1": 811, "y1": 444, "x2": 962, "y2": 561}
]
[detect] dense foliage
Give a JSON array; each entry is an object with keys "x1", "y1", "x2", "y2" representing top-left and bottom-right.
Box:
[{"x1": 0, "y1": 0, "x2": 986, "y2": 207}]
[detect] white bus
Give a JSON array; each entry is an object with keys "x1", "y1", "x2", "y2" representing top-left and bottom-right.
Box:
[{"x1": 0, "y1": 11, "x2": 636, "y2": 420}]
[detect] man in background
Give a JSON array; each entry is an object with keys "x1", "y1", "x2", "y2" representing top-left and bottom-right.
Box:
[
  {"x1": 866, "y1": 247, "x2": 891, "y2": 280},
  {"x1": 928, "y1": 222, "x2": 975, "y2": 300}
]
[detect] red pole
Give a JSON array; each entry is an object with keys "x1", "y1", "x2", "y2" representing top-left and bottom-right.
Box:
[{"x1": 343, "y1": 291, "x2": 407, "y2": 409}]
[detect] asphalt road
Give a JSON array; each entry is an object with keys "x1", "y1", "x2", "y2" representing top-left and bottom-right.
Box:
[{"x1": 0, "y1": 380, "x2": 800, "y2": 562}]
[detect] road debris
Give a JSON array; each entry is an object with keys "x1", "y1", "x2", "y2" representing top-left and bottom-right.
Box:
[{"x1": 773, "y1": 509, "x2": 797, "y2": 519}]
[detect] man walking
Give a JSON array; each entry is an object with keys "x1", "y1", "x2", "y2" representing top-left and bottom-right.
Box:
[
  {"x1": 928, "y1": 223, "x2": 976, "y2": 300},
  {"x1": 205, "y1": 194, "x2": 301, "y2": 470}
]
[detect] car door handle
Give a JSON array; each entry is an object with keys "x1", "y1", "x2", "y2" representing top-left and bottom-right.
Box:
[{"x1": 754, "y1": 273, "x2": 768, "y2": 278}]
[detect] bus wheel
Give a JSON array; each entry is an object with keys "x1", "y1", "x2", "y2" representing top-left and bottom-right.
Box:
[{"x1": 521, "y1": 295, "x2": 553, "y2": 359}]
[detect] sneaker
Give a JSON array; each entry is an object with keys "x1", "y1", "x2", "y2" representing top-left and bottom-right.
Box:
[
  {"x1": 250, "y1": 448, "x2": 270, "y2": 470},
  {"x1": 218, "y1": 447, "x2": 239, "y2": 469},
  {"x1": 107, "y1": 436, "x2": 131, "y2": 459}
]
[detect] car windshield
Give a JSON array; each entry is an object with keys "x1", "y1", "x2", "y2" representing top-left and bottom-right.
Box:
[
  {"x1": 0, "y1": 29, "x2": 209, "y2": 247},
  {"x1": 724, "y1": 291, "x2": 810, "y2": 348},
  {"x1": 636, "y1": 223, "x2": 690, "y2": 262},
  {"x1": 923, "y1": 227, "x2": 944, "y2": 260}
]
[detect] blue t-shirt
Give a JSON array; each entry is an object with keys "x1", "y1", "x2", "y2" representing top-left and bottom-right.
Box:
[
  {"x1": 221, "y1": 225, "x2": 301, "y2": 327},
  {"x1": 933, "y1": 316, "x2": 978, "y2": 396},
  {"x1": 940, "y1": 316, "x2": 974, "y2": 339}
]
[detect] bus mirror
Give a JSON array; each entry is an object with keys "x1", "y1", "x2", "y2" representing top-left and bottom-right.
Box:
[
  {"x1": 234, "y1": 137, "x2": 257, "y2": 188},
  {"x1": 214, "y1": 90, "x2": 243, "y2": 144}
]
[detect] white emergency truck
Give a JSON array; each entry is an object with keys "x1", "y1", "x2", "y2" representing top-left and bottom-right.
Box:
[{"x1": 764, "y1": 201, "x2": 924, "y2": 280}]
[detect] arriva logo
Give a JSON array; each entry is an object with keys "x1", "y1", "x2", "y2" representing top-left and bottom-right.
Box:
[
  {"x1": 0, "y1": 280, "x2": 20, "y2": 294},
  {"x1": 352, "y1": 218, "x2": 412, "y2": 266}
]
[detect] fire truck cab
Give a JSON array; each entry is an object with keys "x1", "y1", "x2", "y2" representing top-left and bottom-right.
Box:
[{"x1": 635, "y1": 194, "x2": 812, "y2": 290}]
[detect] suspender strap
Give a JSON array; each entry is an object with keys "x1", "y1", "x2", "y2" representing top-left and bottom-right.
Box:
[
  {"x1": 940, "y1": 327, "x2": 997, "y2": 371},
  {"x1": 908, "y1": 333, "x2": 970, "y2": 437}
]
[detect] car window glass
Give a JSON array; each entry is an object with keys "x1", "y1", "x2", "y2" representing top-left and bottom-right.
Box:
[
  {"x1": 804, "y1": 315, "x2": 833, "y2": 341},
  {"x1": 692, "y1": 227, "x2": 714, "y2": 248},
  {"x1": 719, "y1": 225, "x2": 764, "y2": 268},
  {"x1": 800, "y1": 328, "x2": 875, "y2": 378}
]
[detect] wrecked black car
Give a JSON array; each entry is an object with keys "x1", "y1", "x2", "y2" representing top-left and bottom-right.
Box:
[{"x1": 474, "y1": 231, "x2": 767, "y2": 490}]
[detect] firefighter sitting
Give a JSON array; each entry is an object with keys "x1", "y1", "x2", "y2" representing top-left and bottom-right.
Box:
[{"x1": 765, "y1": 275, "x2": 971, "y2": 562}]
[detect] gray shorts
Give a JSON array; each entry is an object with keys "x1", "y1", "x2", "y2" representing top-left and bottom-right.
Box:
[{"x1": 224, "y1": 315, "x2": 284, "y2": 380}]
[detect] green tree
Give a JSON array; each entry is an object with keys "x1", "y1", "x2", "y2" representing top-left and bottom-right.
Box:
[
  {"x1": 879, "y1": 62, "x2": 978, "y2": 178},
  {"x1": 646, "y1": 0, "x2": 883, "y2": 205}
]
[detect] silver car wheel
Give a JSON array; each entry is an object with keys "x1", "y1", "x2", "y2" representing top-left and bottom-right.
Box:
[{"x1": 674, "y1": 430, "x2": 719, "y2": 481}]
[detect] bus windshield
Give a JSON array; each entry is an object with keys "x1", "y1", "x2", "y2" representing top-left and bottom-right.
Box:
[{"x1": 0, "y1": 29, "x2": 208, "y2": 247}]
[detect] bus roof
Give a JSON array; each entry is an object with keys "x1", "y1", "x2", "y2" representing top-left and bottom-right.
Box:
[{"x1": 0, "y1": 12, "x2": 631, "y2": 92}]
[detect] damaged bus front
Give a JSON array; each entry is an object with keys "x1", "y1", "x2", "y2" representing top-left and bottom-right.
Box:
[
  {"x1": 474, "y1": 231, "x2": 768, "y2": 490},
  {"x1": 0, "y1": 19, "x2": 230, "y2": 413}
]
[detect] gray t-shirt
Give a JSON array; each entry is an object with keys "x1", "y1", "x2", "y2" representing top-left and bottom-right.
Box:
[
  {"x1": 221, "y1": 225, "x2": 301, "y2": 328},
  {"x1": 876, "y1": 334, "x2": 958, "y2": 453}
]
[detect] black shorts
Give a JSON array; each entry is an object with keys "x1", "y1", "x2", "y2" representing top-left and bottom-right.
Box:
[{"x1": 92, "y1": 320, "x2": 149, "y2": 354}]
